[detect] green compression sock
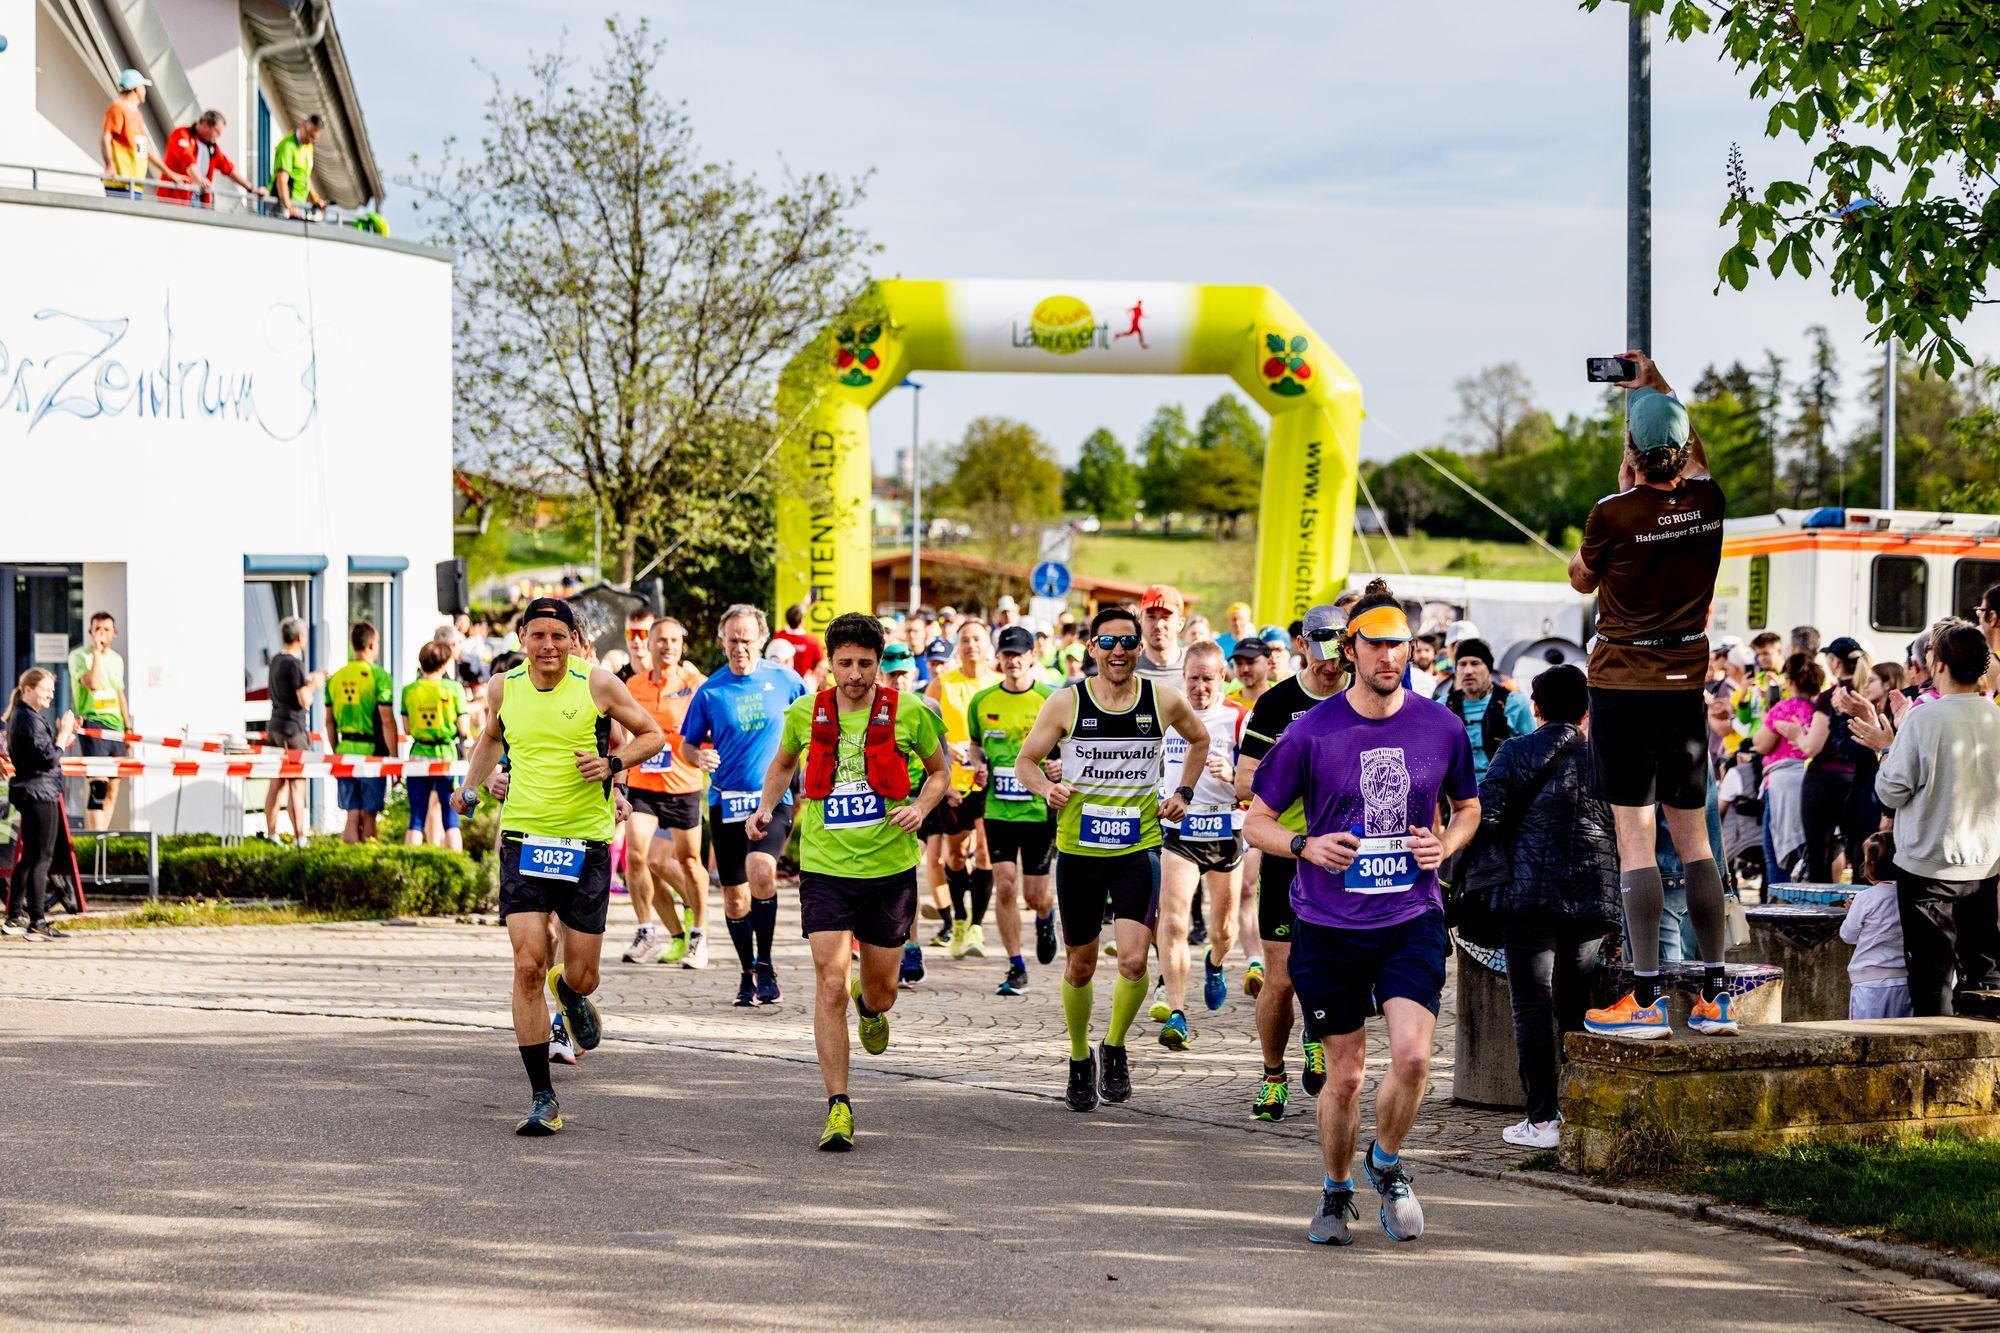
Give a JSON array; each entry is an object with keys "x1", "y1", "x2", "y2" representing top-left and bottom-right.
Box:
[
  {"x1": 1107, "y1": 974, "x2": 1148, "y2": 1047},
  {"x1": 1061, "y1": 978, "x2": 1095, "y2": 1061}
]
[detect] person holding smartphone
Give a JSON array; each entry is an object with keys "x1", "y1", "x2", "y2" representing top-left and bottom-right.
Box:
[{"x1": 1566, "y1": 351, "x2": 1734, "y2": 1041}]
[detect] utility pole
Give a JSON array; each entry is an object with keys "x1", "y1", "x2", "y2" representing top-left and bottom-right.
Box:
[
  {"x1": 903, "y1": 378, "x2": 923, "y2": 615},
  {"x1": 1882, "y1": 338, "x2": 1898, "y2": 510},
  {"x1": 1628, "y1": 7, "x2": 1652, "y2": 356}
]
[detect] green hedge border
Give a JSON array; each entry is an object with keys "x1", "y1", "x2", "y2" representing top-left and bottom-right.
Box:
[{"x1": 150, "y1": 843, "x2": 493, "y2": 916}]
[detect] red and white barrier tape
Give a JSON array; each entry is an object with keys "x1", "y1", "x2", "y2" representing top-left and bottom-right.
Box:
[
  {"x1": 61, "y1": 757, "x2": 465, "y2": 780},
  {"x1": 77, "y1": 725, "x2": 331, "y2": 760}
]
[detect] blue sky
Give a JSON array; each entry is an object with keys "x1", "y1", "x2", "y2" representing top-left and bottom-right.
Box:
[{"x1": 336, "y1": 0, "x2": 2000, "y2": 473}]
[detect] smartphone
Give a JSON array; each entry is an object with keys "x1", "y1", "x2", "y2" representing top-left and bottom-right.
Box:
[{"x1": 1586, "y1": 356, "x2": 1636, "y2": 383}]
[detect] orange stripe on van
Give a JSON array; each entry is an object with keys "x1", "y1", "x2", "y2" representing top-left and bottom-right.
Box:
[{"x1": 1722, "y1": 533, "x2": 2000, "y2": 558}]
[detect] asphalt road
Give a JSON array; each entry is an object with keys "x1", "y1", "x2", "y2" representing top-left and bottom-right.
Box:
[{"x1": 0, "y1": 998, "x2": 1921, "y2": 1331}]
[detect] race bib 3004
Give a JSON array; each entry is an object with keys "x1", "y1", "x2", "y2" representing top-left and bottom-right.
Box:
[
  {"x1": 1079, "y1": 803, "x2": 1142, "y2": 850},
  {"x1": 990, "y1": 770, "x2": 1031, "y2": 802},
  {"x1": 519, "y1": 836, "x2": 585, "y2": 882},
  {"x1": 1345, "y1": 835, "x2": 1417, "y2": 895},
  {"x1": 718, "y1": 790, "x2": 760, "y2": 824},
  {"x1": 822, "y1": 782, "x2": 886, "y2": 831}
]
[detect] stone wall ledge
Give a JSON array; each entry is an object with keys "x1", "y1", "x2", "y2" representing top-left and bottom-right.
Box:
[{"x1": 1563, "y1": 1017, "x2": 2000, "y2": 1072}]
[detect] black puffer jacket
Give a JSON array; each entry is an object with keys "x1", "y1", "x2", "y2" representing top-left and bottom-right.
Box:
[{"x1": 1465, "y1": 722, "x2": 1620, "y2": 924}]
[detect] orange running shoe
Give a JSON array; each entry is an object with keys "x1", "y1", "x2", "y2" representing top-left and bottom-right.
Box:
[
  {"x1": 1582, "y1": 991, "x2": 1671, "y2": 1040},
  {"x1": 1688, "y1": 990, "x2": 1740, "y2": 1035}
]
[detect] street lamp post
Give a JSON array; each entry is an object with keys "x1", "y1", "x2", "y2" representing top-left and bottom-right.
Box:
[
  {"x1": 901, "y1": 378, "x2": 923, "y2": 615},
  {"x1": 1628, "y1": 6, "x2": 1651, "y2": 356}
]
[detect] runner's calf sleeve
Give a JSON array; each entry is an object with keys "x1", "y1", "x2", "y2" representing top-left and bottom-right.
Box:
[
  {"x1": 1682, "y1": 856, "x2": 1729, "y2": 974},
  {"x1": 970, "y1": 868, "x2": 993, "y2": 923},
  {"x1": 520, "y1": 1043, "x2": 553, "y2": 1096},
  {"x1": 726, "y1": 913, "x2": 755, "y2": 970},
  {"x1": 1061, "y1": 978, "x2": 1094, "y2": 1060},
  {"x1": 750, "y1": 895, "x2": 777, "y2": 964},
  {"x1": 1619, "y1": 866, "x2": 1665, "y2": 979},
  {"x1": 1106, "y1": 974, "x2": 1147, "y2": 1048},
  {"x1": 947, "y1": 865, "x2": 972, "y2": 922}
]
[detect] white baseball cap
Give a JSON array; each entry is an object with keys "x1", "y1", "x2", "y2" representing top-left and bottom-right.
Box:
[
  {"x1": 1444, "y1": 619, "x2": 1482, "y2": 647},
  {"x1": 997, "y1": 594, "x2": 1018, "y2": 611},
  {"x1": 117, "y1": 68, "x2": 153, "y2": 91}
]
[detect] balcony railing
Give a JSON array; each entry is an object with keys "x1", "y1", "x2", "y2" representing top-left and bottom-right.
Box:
[{"x1": 0, "y1": 160, "x2": 358, "y2": 225}]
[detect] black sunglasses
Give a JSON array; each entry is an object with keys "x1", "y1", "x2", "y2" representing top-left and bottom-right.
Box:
[
  {"x1": 1305, "y1": 626, "x2": 1341, "y2": 642},
  {"x1": 1094, "y1": 634, "x2": 1141, "y2": 651}
]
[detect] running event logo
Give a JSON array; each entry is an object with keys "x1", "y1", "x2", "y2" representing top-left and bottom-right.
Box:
[
  {"x1": 1260, "y1": 332, "x2": 1314, "y2": 398},
  {"x1": 832, "y1": 322, "x2": 883, "y2": 388},
  {"x1": 1359, "y1": 747, "x2": 1411, "y2": 836},
  {"x1": 1012, "y1": 294, "x2": 1151, "y2": 357}
]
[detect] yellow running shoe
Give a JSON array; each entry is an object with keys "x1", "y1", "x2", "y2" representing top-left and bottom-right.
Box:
[
  {"x1": 851, "y1": 977, "x2": 890, "y2": 1055},
  {"x1": 950, "y1": 918, "x2": 970, "y2": 959},
  {"x1": 819, "y1": 1099, "x2": 855, "y2": 1152}
]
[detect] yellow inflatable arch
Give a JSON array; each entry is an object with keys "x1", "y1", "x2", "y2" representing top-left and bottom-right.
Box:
[{"x1": 775, "y1": 279, "x2": 1363, "y2": 633}]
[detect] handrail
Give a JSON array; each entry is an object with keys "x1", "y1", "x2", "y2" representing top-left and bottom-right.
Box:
[{"x1": 0, "y1": 160, "x2": 346, "y2": 224}]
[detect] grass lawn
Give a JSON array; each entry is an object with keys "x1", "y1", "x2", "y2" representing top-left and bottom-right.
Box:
[
  {"x1": 1072, "y1": 528, "x2": 1565, "y2": 610},
  {"x1": 1672, "y1": 1133, "x2": 2000, "y2": 1262},
  {"x1": 62, "y1": 899, "x2": 386, "y2": 931}
]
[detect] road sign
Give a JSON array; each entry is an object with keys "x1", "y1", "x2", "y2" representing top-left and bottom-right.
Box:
[
  {"x1": 1038, "y1": 525, "x2": 1074, "y2": 565},
  {"x1": 1031, "y1": 561, "x2": 1071, "y2": 599}
]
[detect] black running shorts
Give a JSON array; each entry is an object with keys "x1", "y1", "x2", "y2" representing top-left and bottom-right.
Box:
[
  {"x1": 1587, "y1": 686, "x2": 1707, "y2": 810},
  {"x1": 710, "y1": 801, "x2": 793, "y2": 884},
  {"x1": 1287, "y1": 908, "x2": 1448, "y2": 1039},
  {"x1": 921, "y1": 788, "x2": 983, "y2": 839},
  {"x1": 984, "y1": 816, "x2": 1057, "y2": 876},
  {"x1": 1055, "y1": 847, "x2": 1159, "y2": 948},
  {"x1": 1164, "y1": 830, "x2": 1245, "y2": 874},
  {"x1": 1258, "y1": 849, "x2": 1298, "y2": 944},
  {"x1": 799, "y1": 867, "x2": 919, "y2": 949},
  {"x1": 628, "y1": 787, "x2": 702, "y2": 831},
  {"x1": 497, "y1": 833, "x2": 613, "y2": 935}
]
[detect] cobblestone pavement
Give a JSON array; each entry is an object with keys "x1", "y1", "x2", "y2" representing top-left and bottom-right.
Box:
[{"x1": 0, "y1": 896, "x2": 1526, "y2": 1169}]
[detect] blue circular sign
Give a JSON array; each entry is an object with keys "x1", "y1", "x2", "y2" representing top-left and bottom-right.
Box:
[{"x1": 1031, "y1": 561, "x2": 1071, "y2": 599}]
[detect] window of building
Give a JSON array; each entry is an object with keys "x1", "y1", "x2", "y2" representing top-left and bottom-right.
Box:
[
  {"x1": 245, "y1": 576, "x2": 313, "y2": 706},
  {"x1": 346, "y1": 560, "x2": 405, "y2": 678},
  {"x1": 1870, "y1": 555, "x2": 1929, "y2": 634},
  {"x1": 1952, "y1": 558, "x2": 2000, "y2": 623}
]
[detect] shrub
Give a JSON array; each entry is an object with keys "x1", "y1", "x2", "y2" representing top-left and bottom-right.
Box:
[
  {"x1": 376, "y1": 785, "x2": 502, "y2": 863},
  {"x1": 158, "y1": 842, "x2": 492, "y2": 916}
]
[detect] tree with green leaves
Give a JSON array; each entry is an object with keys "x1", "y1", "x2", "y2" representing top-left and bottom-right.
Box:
[
  {"x1": 1064, "y1": 427, "x2": 1139, "y2": 521},
  {"x1": 939, "y1": 416, "x2": 1064, "y2": 604},
  {"x1": 1196, "y1": 393, "x2": 1268, "y2": 466},
  {"x1": 1136, "y1": 404, "x2": 1194, "y2": 532},
  {"x1": 1588, "y1": 0, "x2": 2000, "y2": 376},
  {"x1": 409, "y1": 17, "x2": 874, "y2": 596},
  {"x1": 1184, "y1": 435, "x2": 1262, "y2": 538}
]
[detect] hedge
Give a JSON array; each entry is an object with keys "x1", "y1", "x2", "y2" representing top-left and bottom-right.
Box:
[
  {"x1": 158, "y1": 843, "x2": 492, "y2": 916},
  {"x1": 375, "y1": 787, "x2": 502, "y2": 863}
]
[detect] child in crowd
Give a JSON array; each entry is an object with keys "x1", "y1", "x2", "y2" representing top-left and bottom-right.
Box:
[{"x1": 1841, "y1": 832, "x2": 1913, "y2": 1020}]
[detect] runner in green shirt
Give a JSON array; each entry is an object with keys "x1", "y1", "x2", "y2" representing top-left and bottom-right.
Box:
[
  {"x1": 968, "y1": 625, "x2": 1059, "y2": 996},
  {"x1": 324, "y1": 621, "x2": 398, "y2": 843},
  {"x1": 747, "y1": 613, "x2": 949, "y2": 1152}
]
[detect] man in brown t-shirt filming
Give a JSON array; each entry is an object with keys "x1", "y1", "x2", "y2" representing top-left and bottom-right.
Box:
[{"x1": 1566, "y1": 351, "x2": 1736, "y2": 1041}]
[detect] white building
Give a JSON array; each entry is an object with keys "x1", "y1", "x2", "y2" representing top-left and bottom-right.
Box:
[{"x1": 0, "y1": 0, "x2": 453, "y2": 833}]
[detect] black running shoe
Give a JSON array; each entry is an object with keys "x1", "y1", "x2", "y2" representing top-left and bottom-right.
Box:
[
  {"x1": 997, "y1": 962, "x2": 1029, "y2": 996},
  {"x1": 514, "y1": 1091, "x2": 562, "y2": 1136},
  {"x1": 1035, "y1": 913, "x2": 1058, "y2": 966},
  {"x1": 753, "y1": 961, "x2": 782, "y2": 1005},
  {"x1": 1066, "y1": 1055, "x2": 1098, "y2": 1111},
  {"x1": 733, "y1": 969, "x2": 756, "y2": 1007},
  {"x1": 1188, "y1": 921, "x2": 1208, "y2": 948},
  {"x1": 1098, "y1": 1041, "x2": 1131, "y2": 1103}
]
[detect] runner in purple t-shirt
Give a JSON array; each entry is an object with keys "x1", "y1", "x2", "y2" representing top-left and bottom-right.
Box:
[{"x1": 1246, "y1": 579, "x2": 1480, "y2": 1248}]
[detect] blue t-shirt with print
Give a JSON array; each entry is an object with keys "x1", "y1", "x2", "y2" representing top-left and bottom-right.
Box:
[
  {"x1": 1450, "y1": 689, "x2": 1536, "y2": 781},
  {"x1": 679, "y1": 661, "x2": 806, "y2": 807}
]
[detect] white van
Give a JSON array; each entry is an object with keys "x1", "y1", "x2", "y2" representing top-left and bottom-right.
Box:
[{"x1": 1710, "y1": 508, "x2": 2000, "y2": 665}]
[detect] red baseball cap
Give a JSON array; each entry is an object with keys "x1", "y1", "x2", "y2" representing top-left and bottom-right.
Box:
[{"x1": 1139, "y1": 584, "x2": 1184, "y2": 616}]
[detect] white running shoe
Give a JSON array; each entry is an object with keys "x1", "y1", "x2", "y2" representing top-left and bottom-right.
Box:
[
  {"x1": 1502, "y1": 1117, "x2": 1560, "y2": 1150},
  {"x1": 681, "y1": 931, "x2": 709, "y2": 969},
  {"x1": 548, "y1": 1015, "x2": 578, "y2": 1066},
  {"x1": 621, "y1": 927, "x2": 658, "y2": 964}
]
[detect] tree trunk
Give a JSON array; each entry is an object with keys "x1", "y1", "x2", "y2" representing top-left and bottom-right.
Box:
[{"x1": 617, "y1": 535, "x2": 637, "y2": 586}]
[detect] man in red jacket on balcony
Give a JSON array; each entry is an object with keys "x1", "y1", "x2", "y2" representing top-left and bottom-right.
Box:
[{"x1": 159, "y1": 111, "x2": 267, "y2": 209}]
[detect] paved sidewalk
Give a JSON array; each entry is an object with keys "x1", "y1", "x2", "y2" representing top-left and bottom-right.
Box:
[{"x1": 0, "y1": 904, "x2": 1961, "y2": 1328}]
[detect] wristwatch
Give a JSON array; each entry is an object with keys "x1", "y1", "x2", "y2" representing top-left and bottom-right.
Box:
[
  {"x1": 1290, "y1": 833, "x2": 1308, "y2": 858},
  {"x1": 606, "y1": 755, "x2": 624, "y2": 776},
  {"x1": 1174, "y1": 784, "x2": 1196, "y2": 802}
]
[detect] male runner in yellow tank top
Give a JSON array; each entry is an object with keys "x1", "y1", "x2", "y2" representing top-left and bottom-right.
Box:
[
  {"x1": 923, "y1": 618, "x2": 1000, "y2": 957},
  {"x1": 453, "y1": 598, "x2": 664, "y2": 1136}
]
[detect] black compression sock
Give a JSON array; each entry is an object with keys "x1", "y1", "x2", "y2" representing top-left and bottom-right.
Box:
[
  {"x1": 555, "y1": 976, "x2": 587, "y2": 1008},
  {"x1": 936, "y1": 903, "x2": 955, "y2": 928},
  {"x1": 1634, "y1": 971, "x2": 1661, "y2": 1007},
  {"x1": 1703, "y1": 964, "x2": 1727, "y2": 1000},
  {"x1": 750, "y1": 895, "x2": 777, "y2": 964},
  {"x1": 970, "y1": 868, "x2": 993, "y2": 923},
  {"x1": 726, "y1": 913, "x2": 755, "y2": 969},
  {"x1": 947, "y1": 866, "x2": 973, "y2": 922},
  {"x1": 520, "y1": 1043, "x2": 553, "y2": 1096}
]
